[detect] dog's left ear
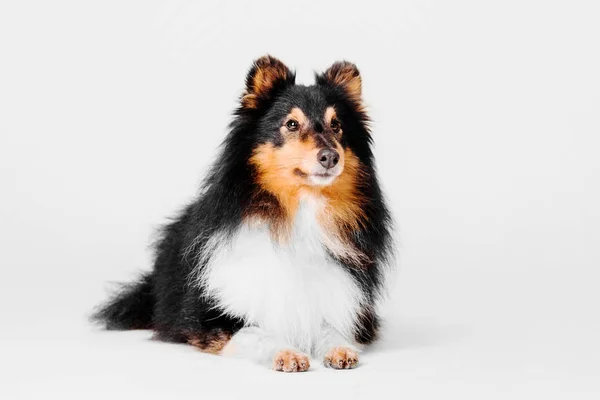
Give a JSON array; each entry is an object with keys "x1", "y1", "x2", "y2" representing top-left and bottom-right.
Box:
[
  {"x1": 242, "y1": 55, "x2": 295, "y2": 109},
  {"x1": 317, "y1": 61, "x2": 362, "y2": 104}
]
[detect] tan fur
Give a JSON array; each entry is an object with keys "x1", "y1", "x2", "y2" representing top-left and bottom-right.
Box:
[
  {"x1": 279, "y1": 107, "x2": 310, "y2": 138},
  {"x1": 324, "y1": 62, "x2": 362, "y2": 105},
  {"x1": 187, "y1": 330, "x2": 232, "y2": 355},
  {"x1": 242, "y1": 56, "x2": 290, "y2": 109},
  {"x1": 316, "y1": 149, "x2": 365, "y2": 232},
  {"x1": 249, "y1": 137, "x2": 325, "y2": 234},
  {"x1": 273, "y1": 349, "x2": 310, "y2": 372},
  {"x1": 324, "y1": 106, "x2": 342, "y2": 137},
  {"x1": 249, "y1": 136, "x2": 368, "y2": 263},
  {"x1": 287, "y1": 107, "x2": 309, "y2": 127},
  {"x1": 242, "y1": 94, "x2": 259, "y2": 109},
  {"x1": 324, "y1": 346, "x2": 359, "y2": 369},
  {"x1": 324, "y1": 107, "x2": 337, "y2": 125}
]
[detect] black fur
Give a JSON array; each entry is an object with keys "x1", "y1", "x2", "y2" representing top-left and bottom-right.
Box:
[
  {"x1": 92, "y1": 56, "x2": 394, "y2": 346},
  {"x1": 91, "y1": 274, "x2": 154, "y2": 330}
]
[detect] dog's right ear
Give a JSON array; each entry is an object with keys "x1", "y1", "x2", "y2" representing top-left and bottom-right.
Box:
[
  {"x1": 241, "y1": 55, "x2": 295, "y2": 110},
  {"x1": 316, "y1": 61, "x2": 362, "y2": 105}
]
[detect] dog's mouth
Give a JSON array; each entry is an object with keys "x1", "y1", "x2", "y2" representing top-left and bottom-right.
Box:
[
  {"x1": 312, "y1": 172, "x2": 334, "y2": 178},
  {"x1": 306, "y1": 167, "x2": 342, "y2": 186},
  {"x1": 293, "y1": 163, "x2": 343, "y2": 187},
  {"x1": 308, "y1": 173, "x2": 339, "y2": 186}
]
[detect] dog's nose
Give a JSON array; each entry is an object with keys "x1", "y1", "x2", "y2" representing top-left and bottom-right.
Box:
[{"x1": 317, "y1": 148, "x2": 340, "y2": 169}]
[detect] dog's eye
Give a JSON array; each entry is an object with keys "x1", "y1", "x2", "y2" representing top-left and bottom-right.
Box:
[
  {"x1": 330, "y1": 119, "x2": 341, "y2": 133},
  {"x1": 286, "y1": 120, "x2": 299, "y2": 131}
]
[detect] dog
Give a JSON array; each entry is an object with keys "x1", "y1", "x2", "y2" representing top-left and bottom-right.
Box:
[{"x1": 92, "y1": 55, "x2": 395, "y2": 372}]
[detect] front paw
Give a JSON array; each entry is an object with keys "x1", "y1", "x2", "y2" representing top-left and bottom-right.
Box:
[
  {"x1": 273, "y1": 349, "x2": 310, "y2": 372},
  {"x1": 324, "y1": 346, "x2": 359, "y2": 369}
]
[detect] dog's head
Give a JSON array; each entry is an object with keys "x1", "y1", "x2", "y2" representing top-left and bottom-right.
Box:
[{"x1": 239, "y1": 56, "x2": 371, "y2": 193}]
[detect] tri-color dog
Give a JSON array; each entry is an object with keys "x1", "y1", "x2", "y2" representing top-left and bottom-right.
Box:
[{"x1": 92, "y1": 55, "x2": 394, "y2": 372}]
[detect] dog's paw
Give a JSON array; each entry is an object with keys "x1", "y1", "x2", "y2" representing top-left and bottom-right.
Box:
[
  {"x1": 324, "y1": 346, "x2": 359, "y2": 369},
  {"x1": 273, "y1": 349, "x2": 310, "y2": 372}
]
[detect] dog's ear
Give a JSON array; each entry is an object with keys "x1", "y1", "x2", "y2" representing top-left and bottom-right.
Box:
[
  {"x1": 241, "y1": 55, "x2": 295, "y2": 109},
  {"x1": 317, "y1": 61, "x2": 362, "y2": 104}
]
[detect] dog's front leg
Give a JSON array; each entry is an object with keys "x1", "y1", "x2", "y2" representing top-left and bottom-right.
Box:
[
  {"x1": 221, "y1": 326, "x2": 310, "y2": 372},
  {"x1": 315, "y1": 324, "x2": 360, "y2": 369}
]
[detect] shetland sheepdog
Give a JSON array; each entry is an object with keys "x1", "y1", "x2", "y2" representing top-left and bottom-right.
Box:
[{"x1": 92, "y1": 55, "x2": 394, "y2": 372}]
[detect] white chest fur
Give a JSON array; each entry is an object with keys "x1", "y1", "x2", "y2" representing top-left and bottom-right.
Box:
[{"x1": 199, "y1": 195, "x2": 364, "y2": 351}]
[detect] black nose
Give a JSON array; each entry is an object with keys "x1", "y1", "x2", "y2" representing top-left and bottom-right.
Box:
[{"x1": 317, "y1": 148, "x2": 340, "y2": 169}]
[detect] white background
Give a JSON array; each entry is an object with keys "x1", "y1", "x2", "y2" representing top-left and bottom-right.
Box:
[{"x1": 1, "y1": 1, "x2": 599, "y2": 399}]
